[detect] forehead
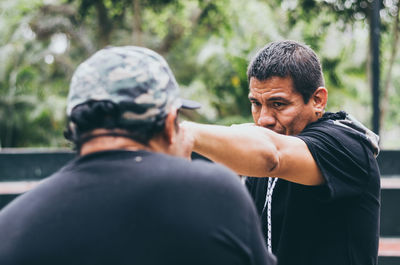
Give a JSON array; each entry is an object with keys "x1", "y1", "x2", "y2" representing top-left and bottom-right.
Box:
[
  {"x1": 248, "y1": 76, "x2": 299, "y2": 99},
  {"x1": 249, "y1": 76, "x2": 294, "y2": 93}
]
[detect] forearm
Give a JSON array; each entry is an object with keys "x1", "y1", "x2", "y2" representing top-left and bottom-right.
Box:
[{"x1": 183, "y1": 122, "x2": 279, "y2": 177}]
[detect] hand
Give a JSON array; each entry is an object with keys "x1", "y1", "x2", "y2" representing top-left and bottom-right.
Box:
[{"x1": 174, "y1": 121, "x2": 196, "y2": 160}]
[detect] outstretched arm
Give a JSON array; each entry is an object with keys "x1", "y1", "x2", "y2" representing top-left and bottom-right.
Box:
[{"x1": 181, "y1": 122, "x2": 324, "y2": 186}]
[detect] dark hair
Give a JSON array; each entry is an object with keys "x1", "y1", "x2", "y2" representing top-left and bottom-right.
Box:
[
  {"x1": 64, "y1": 100, "x2": 167, "y2": 151},
  {"x1": 247, "y1": 40, "x2": 325, "y2": 103}
]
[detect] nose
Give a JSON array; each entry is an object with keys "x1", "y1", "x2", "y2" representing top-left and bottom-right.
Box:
[{"x1": 257, "y1": 107, "x2": 276, "y2": 128}]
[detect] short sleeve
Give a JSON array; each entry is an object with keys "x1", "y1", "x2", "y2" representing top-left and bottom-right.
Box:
[{"x1": 296, "y1": 121, "x2": 374, "y2": 200}]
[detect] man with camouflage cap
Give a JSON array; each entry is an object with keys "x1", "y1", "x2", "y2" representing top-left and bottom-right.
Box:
[{"x1": 0, "y1": 46, "x2": 276, "y2": 265}]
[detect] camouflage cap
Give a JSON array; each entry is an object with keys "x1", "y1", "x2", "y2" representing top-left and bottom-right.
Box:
[{"x1": 67, "y1": 46, "x2": 200, "y2": 123}]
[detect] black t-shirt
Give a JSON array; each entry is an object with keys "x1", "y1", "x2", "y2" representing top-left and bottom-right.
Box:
[
  {"x1": 246, "y1": 113, "x2": 380, "y2": 265},
  {"x1": 0, "y1": 150, "x2": 276, "y2": 265}
]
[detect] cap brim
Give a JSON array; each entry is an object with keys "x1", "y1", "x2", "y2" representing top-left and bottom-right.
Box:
[{"x1": 180, "y1": 98, "x2": 202, "y2": 110}]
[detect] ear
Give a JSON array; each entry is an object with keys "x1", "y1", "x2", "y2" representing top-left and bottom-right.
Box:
[
  {"x1": 311, "y1": 87, "x2": 328, "y2": 114},
  {"x1": 163, "y1": 108, "x2": 178, "y2": 145}
]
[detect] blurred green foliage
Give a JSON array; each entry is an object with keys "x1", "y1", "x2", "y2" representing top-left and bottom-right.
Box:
[{"x1": 0, "y1": 0, "x2": 400, "y2": 148}]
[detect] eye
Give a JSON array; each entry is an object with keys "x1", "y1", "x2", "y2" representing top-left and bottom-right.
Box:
[
  {"x1": 272, "y1": 102, "x2": 286, "y2": 108},
  {"x1": 251, "y1": 101, "x2": 262, "y2": 107}
]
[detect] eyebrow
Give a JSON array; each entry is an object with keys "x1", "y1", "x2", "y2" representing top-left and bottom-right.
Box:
[
  {"x1": 267, "y1": 97, "x2": 290, "y2": 103},
  {"x1": 248, "y1": 96, "x2": 291, "y2": 103}
]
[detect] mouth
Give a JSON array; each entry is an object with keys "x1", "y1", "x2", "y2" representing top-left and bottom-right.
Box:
[
  {"x1": 270, "y1": 126, "x2": 286, "y2": 134},
  {"x1": 273, "y1": 129, "x2": 285, "y2": 135}
]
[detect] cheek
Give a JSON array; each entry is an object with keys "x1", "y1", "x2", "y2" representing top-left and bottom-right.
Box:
[
  {"x1": 286, "y1": 111, "x2": 311, "y2": 134},
  {"x1": 251, "y1": 106, "x2": 260, "y2": 123},
  {"x1": 277, "y1": 109, "x2": 303, "y2": 131}
]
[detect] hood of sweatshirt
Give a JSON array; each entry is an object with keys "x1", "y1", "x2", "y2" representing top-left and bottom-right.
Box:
[{"x1": 320, "y1": 111, "x2": 380, "y2": 158}]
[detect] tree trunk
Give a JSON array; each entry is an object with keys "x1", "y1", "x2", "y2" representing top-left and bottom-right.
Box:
[
  {"x1": 369, "y1": 0, "x2": 381, "y2": 135},
  {"x1": 132, "y1": 0, "x2": 143, "y2": 46},
  {"x1": 380, "y1": 1, "x2": 400, "y2": 128},
  {"x1": 95, "y1": 0, "x2": 112, "y2": 48}
]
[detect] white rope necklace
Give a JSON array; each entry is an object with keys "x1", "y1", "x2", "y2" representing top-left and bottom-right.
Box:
[{"x1": 263, "y1": 177, "x2": 278, "y2": 253}]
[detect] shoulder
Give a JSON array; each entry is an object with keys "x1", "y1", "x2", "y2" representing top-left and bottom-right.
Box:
[
  {"x1": 300, "y1": 115, "x2": 356, "y2": 139},
  {"x1": 297, "y1": 111, "x2": 380, "y2": 168},
  {"x1": 296, "y1": 112, "x2": 375, "y2": 166},
  {"x1": 60, "y1": 151, "x2": 243, "y2": 191},
  {"x1": 296, "y1": 112, "x2": 380, "y2": 198},
  {"x1": 148, "y1": 153, "x2": 254, "y2": 202},
  {"x1": 298, "y1": 112, "x2": 374, "y2": 154},
  {"x1": 148, "y1": 152, "x2": 236, "y2": 177},
  {"x1": 161, "y1": 153, "x2": 245, "y2": 187}
]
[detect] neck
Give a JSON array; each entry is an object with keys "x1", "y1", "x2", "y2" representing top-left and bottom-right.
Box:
[
  {"x1": 80, "y1": 136, "x2": 150, "y2": 156},
  {"x1": 79, "y1": 129, "x2": 169, "y2": 156}
]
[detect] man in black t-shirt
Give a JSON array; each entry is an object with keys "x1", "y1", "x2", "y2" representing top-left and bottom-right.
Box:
[
  {"x1": 182, "y1": 40, "x2": 380, "y2": 265},
  {"x1": 0, "y1": 46, "x2": 276, "y2": 265}
]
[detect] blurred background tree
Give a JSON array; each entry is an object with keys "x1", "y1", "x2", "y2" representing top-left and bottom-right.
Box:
[{"x1": 0, "y1": 0, "x2": 399, "y2": 148}]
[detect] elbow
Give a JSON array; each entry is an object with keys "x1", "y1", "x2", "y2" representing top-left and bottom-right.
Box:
[
  {"x1": 252, "y1": 148, "x2": 279, "y2": 178},
  {"x1": 266, "y1": 150, "x2": 279, "y2": 175}
]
